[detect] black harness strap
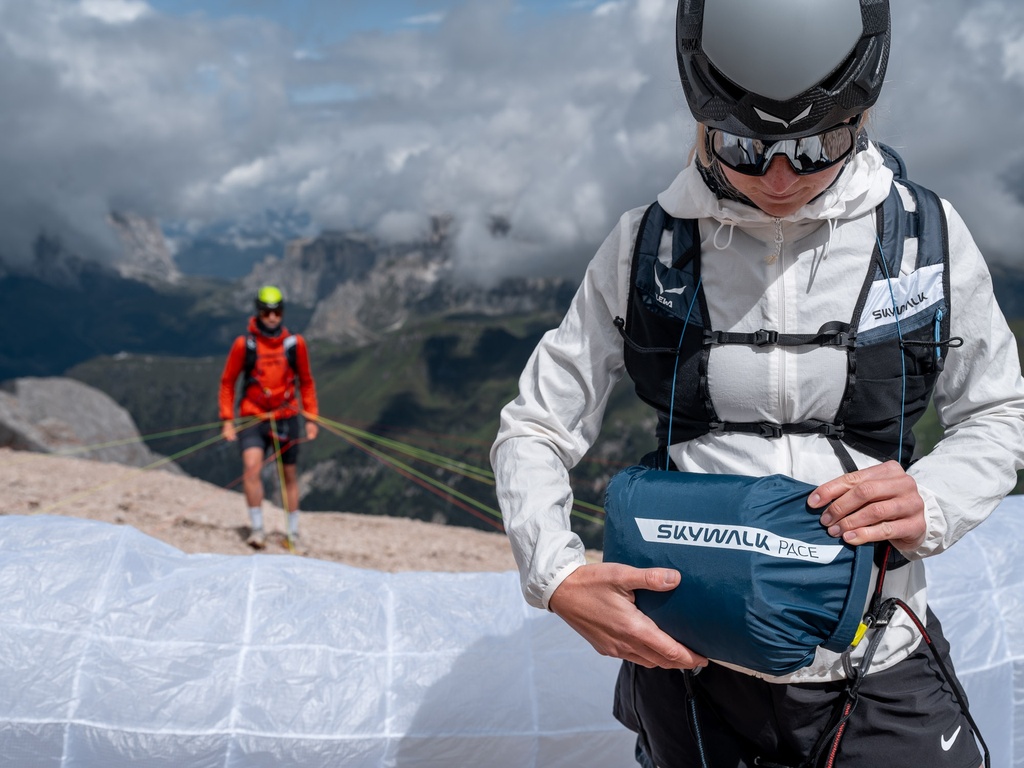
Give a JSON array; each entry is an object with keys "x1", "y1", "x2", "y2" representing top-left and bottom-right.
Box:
[
  {"x1": 708, "y1": 420, "x2": 844, "y2": 440},
  {"x1": 704, "y1": 322, "x2": 854, "y2": 349}
]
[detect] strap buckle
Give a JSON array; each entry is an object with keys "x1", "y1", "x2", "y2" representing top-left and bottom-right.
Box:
[
  {"x1": 753, "y1": 329, "x2": 779, "y2": 347},
  {"x1": 757, "y1": 423, "x2": 784, "y2": 439},
  {"x1": 703, "y1": 329, "x2": 722, "y2": 346}
]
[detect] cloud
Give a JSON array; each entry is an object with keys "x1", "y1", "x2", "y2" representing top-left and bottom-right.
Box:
[
  {"x1": 874, "y1": 1, "x2": 1024, "y2": 264},
  {"x1": 80, "y1": 0, "x2": 151, "y2": 25},
  {"x1": 1, "y1": 0, "x2": 1023, "y2": 278},
  {"x1": 403, "y1": 12, "x2": 445, "y2": 27}
]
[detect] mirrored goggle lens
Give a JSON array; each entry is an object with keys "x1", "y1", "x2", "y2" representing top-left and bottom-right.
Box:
[
  {"x1": 259, "y1": 307, "x2": 282, "y2": 316},
  {"x1": 711, "y1": 123, "x2": 856, "y2": 176}
]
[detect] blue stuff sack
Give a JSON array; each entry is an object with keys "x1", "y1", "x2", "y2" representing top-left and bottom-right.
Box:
[{"x1": 602, "y1": 465, "x2": 875, "y2": 676}]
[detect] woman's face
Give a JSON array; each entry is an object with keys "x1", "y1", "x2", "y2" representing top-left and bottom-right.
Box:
[{"x1": 719, "y1": 156, "x2": 844, "y2": 218}]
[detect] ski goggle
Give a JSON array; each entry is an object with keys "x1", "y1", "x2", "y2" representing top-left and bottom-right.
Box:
[
  {"x1": 709, "y1": 119, "x2": 860, "y2": 177},
  {"x1": 258, "y1": 307, "x2": 282, "y2": 317}
]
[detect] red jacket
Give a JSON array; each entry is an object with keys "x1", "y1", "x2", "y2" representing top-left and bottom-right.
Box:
[{"x1": 219, "y1": 317, "x2": 319, "y2": 421}]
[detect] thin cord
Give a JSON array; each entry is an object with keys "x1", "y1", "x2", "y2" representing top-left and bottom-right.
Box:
[{"x1": 665, "y1": 277, "x2": 704, "y2": 470}]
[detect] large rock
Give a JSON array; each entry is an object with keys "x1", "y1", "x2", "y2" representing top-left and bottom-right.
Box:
[{"x1": 0, "y1": 377, "x2": 178, "y2": 471}]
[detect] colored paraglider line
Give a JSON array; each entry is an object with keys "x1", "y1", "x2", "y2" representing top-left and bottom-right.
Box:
[
  {"x1": 268, "y1": 416, "x2": 300, "y2": 554},
  {"x1": 321, "y1": 420, "x2": 503, "y2": 527},
  {"x1": 269, "y1": 415, "x2": 290, "y2": 513},
  {"x1": 573, "y1": 499, "x2": 605, "y2": 516},
  {"x1": 316, "y1": 418, "x2": 506, "y2": 532},
  {"x1": 311, "y1": 414, "x2": 606, "y2": 527},
  {"x1": 321, "y1": 415, "x2": 622, "y2": 475},
  {"x1": 313, "y1": 413, "x2": 494, "y2": 484},
  {"x1": 3, "y1": 416, "x2": 263, "y2": 466}
]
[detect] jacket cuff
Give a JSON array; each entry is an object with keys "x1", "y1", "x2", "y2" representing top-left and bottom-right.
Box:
[
  {"x1": 897, "y1": 482, "x2": 947, "y2": 560},
  {"x1": 539, "y1": 560, "x2": 586, "y2": 611}
]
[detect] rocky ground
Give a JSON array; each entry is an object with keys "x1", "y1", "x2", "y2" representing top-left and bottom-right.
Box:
[{"x1": 0, "y1": 447, "x2": 542, "y2": 573}]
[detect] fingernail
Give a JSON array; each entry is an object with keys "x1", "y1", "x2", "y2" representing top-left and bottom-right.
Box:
[
  {"x1": 820, "y1": 513, "x2": 832, "y2": 526},
  {"x1": 828, "y1": 525, "x2": 841, "y2": 537},
  {"x1": 843, "y1": 531, "x2": 858, "y2": 543},
  {"x1": 808, "y1": 492, "x2": 821, "y2": 507}
]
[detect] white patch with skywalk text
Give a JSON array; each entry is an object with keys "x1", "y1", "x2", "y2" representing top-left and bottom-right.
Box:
[
  {"x1": 635, "y1": 519, "x2": 843, "y2": 564},
  {"x1": 859, "y1": 263, "x2": 944, "y2": 335}
]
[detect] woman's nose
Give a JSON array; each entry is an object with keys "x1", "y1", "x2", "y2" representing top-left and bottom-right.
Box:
[{"x1": 760, "y1": 156, "x2": 801, "y2": 193}]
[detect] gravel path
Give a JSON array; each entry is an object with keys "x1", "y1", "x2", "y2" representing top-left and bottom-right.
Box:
[{"x1": 0, "y1": 447, "x2": 525, "y2": 573}]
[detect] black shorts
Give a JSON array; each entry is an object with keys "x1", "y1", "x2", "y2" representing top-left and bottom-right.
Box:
[
  {"x1": 237, "y1": 416, "x2": 302, "y2": 465},
  {"x1": 615, "y1": 608, "x2": 983, "y2": 768}
]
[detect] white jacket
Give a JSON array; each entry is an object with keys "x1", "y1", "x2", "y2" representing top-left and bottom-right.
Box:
[{"x1": 491, "y1": 142, "x2": 1024, "y2": 683}]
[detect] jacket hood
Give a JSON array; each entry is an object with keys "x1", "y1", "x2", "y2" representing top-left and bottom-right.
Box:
[{"x1": 657, "y1": 141, "x2": 894, "y2": 243}]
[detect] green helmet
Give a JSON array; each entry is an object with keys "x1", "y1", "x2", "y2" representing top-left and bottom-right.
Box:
[{"x1": 255, "y1": 285, "x2": 284, "y2": 313}]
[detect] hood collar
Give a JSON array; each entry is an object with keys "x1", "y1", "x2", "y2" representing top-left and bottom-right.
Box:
[{"x1": 657, "y1": 141, "x2": 894, "y2": 237}]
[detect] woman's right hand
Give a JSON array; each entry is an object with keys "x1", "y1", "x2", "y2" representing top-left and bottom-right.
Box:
[{"x1": 548, "y1": 562, "x2": 708, "y2": 670}]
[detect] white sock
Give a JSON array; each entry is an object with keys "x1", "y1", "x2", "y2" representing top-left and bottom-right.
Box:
[
  {"x1": 249, "y1": 508, "x2": 263, "y2": 531},
  {"x1": 288, "y1": 511, "x2": 300, "y2": 537}
]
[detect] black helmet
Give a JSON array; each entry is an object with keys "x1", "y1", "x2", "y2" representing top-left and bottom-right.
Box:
[
  {"x1": 254, "y1": 285, "x2": 284, "y2": 314},
  {"x1": 677, "y1": 0, "x2": 890, "y2": 139}
]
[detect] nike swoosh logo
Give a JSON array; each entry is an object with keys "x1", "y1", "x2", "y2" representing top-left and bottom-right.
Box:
[{"x1": 941, "y1": 724, "x2": 962, "y2": 751}]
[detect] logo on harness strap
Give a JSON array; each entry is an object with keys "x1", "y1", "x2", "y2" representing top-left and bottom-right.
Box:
[
  {"x1": 860, "y1": 263, "x2": 944, "y2": 335},
  {"x1": 653, "y1": 263, "x2": 688, "y2": 310},
  {"x1": 634, "y1": 518, "x2": 843, "y2": 564}
]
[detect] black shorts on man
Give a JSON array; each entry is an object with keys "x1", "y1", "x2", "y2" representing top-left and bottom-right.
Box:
[{"x1": 237, "y1": 416, "x2": 301, "y2": 465}]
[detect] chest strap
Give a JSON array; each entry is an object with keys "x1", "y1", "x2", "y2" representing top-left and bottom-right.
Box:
[
  {"x1": 709, "y1": 420, "x2": 844, "y2": 440},
  {"x1": 704, "y1": 321, "x2": 854, "y2": 349}
]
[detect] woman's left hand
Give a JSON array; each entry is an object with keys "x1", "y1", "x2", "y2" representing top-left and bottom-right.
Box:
[{"x1": 808, "y1": 460, "x2": 926, "y2": 551}]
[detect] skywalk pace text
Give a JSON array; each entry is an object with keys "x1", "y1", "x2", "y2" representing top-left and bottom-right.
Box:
[{"x1": 634, "y1": 519, "x2": 843, "y2": 564}]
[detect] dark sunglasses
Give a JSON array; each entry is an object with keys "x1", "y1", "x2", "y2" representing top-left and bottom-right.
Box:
[
  {"x1": 259, "y1": 307, "x2": 283, "y2": 317},
  {"x1": 709, "y1": 119, "x2": 860, "y2": 177}
]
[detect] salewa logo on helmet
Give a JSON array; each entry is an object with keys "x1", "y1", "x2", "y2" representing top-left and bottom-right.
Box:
[
  {"x1": 654, "y1": 265, "x2": 687, "y2": 309},
  {"x1": 634, "y1": 518, "x2": 844, "y2": 564},
  {"x1": 754, "y1": 105, "x2": 812, "y2": 129}
]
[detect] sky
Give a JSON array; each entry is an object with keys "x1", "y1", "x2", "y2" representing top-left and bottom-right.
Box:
[{"x1": 1, "y1": 0, "x2": 1023, "y2": 281}]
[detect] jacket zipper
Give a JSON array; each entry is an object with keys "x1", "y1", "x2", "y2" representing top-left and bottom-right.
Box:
[
  {"x1": 773, "y1": 218, "x2": 787, "y2": 423},
  {"x1": 768, "y1": 218, "x2": 784, "y2": 264}
]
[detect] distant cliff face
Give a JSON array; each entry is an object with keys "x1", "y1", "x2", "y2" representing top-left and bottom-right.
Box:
[
  {"x1": 240, "y1": 226, "x2": 576, "y2": 344},
  {"x1": 242, "y1": 231, "x2": 381, "y2": 309},
  {"x1": 107, "y1": 211, "x2": 181, "y2": 286},
  {"x1": 1, "y1": 212, "x2": 180, "y2": 290}
]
